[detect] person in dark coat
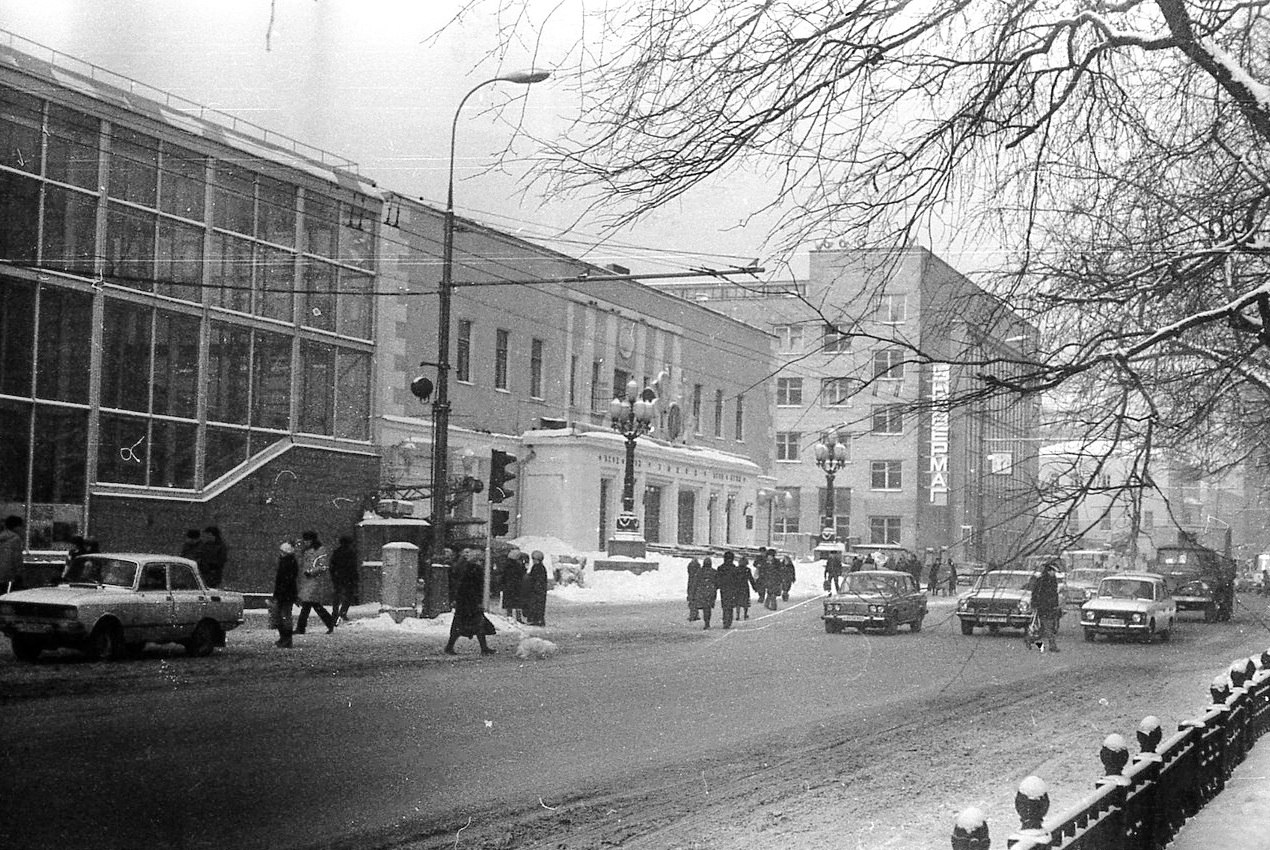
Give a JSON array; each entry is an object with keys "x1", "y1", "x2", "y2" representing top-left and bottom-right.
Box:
[
  {"x1": 1028, "y1": 561, "x2": 1062, "y2": 653},
  {"x1": 685, "y1": 557, "x2": 702, "y2": 621},
  {"x1": 687, "y1": 555, "x2": 718, "y2": 629},
  {"x1": 780, "y1": 554, "x2": 796, "y2": 601},
  {"x1": 824, "y1": 552, "x2": 843, "y2": 593},
  {"x1": 761, "y1": 548, "x2": 783, "y2": 608},
  {"x1": 445, "y1": 547, "x2": 495, "y2": 655},
  {"x1": 753, "y1": 549, "x2": 767, "y2": 605},
  {"x1": 179, "y1": 529, "x2": 203, "y2": 564},
  {"x1": 946, "y1": 559, "x2": 958, "y2": 596},
  {"x1": 736, "y1": 553, "x2": 755, "y2": 620},
  {"x1": 927, "y1": 558, "x2": 942, "y2": 596},
  {"x1": 330, "y1": 535, "x2": 359, "y2": 623},
  {"x1": 271, "y1": 541, "x2": 299, "y2": 648},
  {"x1": 523, "y1": 550, "x2": 549, "y2": 627},
  {"x1": 295, "y1": 530, "x2": 336, "y2": 634},
  {"x1": 200, "y1": 525, "x2": 228, "y2": 588},
  {"x1": 717, "y1": 551, "x2": 741, "y2": 629},
  {"x1": 501, "y1": 549, "x2": 527, "y2": 623}
]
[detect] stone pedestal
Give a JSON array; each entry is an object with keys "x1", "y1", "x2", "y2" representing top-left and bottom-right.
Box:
[{"x1": 593, "y1": 557, "x2": 659, "y2": 575}]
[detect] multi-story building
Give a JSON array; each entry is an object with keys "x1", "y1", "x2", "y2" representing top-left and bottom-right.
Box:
[{"x1": 656, "y1": 246, "x2": 1040, "y2": 566}]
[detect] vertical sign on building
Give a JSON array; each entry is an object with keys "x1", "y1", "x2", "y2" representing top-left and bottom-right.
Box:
[{"x1": 929, "y1": 364, "x2": 951, "y2": 505}]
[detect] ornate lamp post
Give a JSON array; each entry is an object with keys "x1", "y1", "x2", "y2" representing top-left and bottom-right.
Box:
[
  {"x1": 608, "y1": 379, "x2": 657, "y2": 557},
  {"x1": 813, "y1": 432, "x2": 849, "y2": 540}
]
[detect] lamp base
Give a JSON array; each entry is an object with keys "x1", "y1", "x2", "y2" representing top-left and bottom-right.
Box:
[{"x1": 606, "y1": 533, "x2": 647, "y2": 559}]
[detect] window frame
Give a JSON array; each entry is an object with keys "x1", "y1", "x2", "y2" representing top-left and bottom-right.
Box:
[
  {"x1": 776, "y1": 377, "x2": 803, "y2": 406},
  {"x1": 870, "y1": 460, "x2": 903, "y2": 491}
]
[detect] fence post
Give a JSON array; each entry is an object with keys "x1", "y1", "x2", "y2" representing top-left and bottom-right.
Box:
[
  {"x1": 1098, "y1": 733, "x2": 1130, "y2": 781},
  {"x1": 1006, "y1": 776, "x2": 1051, "y2": 848},
  {"x1": 1132, "y1": 717, "x2": 1165, "y2": 850},
  {"x1": 951, "y1": 806, "x2": 990, "y2": 849}
]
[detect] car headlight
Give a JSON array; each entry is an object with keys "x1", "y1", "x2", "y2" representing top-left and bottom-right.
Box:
[
  {"x1": 1017, "y1": 599, "x2": 1032, "y2": 613},
  {"x1": 957, "y1": 599, "x2": 969, "y2": 611},
  {"x1": 1082, "y1": 610, "x2": 1095, "y2": 622},
  {"x1": 1131, "y1": 612, "x2": 1144, "y2": 623}
]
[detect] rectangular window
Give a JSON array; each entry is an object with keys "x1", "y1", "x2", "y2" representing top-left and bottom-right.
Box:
[
  {"x1": 207, "y1": 323, "x2": 251, "y2": 424},
  {"x1": 820, "y1": 377, "x2": 856, "y2": 407},
  {"x1": 873, "y1": 347, "x2": 905, "y2": 379},
  {"x1": 300, "y1": 341, "x2": 335, "y2": 435},
  {"x1": 302, "y1": 258, "x2": 336, "y2": 332},
  {"x1": 822, "y1": 325, "x2": 850, "y2": 353},
  {"x1": 776, "y1": 432, "x2": 800, "y2": 461},
  {"x1": 152, "y1": 311, "x2": 200, "y2": 419},
  {"x1": 1143, "y1": 510, "x2": 1154, "y2": 529},
  {"x1": 713, "y1": 389, "x2": 724, "y2": 438},
  {"x1": 494, "y1": 329, "x2": 509, "y2": 390},
  {"x1": 734, "y1": 394, "x2": 744, "y2": 441},
  {"x1": 251, "y1": 331, "x2": 292, "y2": 430},
  {"x1": 258, "y1": 246, "x2": 295, "y2": 323},
  {"x1": 877, "y1": 294, "x2": 907, "y2": 323},
  {"x1": 45, "y1": 104, "x2": 99, "y2": 190},
  {"x1": 334, "y1": 349, "x2": 370, "y2": 440},
  {"x1": 774, "y1": 488, "x2": 800, "y2": 535},
  {"x1": 159, "y1": 144, "x2": 206, "y2": 220},
  {"x1": 100, "y1": 300, "x2": 152, "y2": 413},
  {"x1": 776, "y1": 377, "x2": 802, "y2": 406},
  {"x1": 530, "y1": 338, "x2": 544, "y2": 399},
  {"x1": 109, "y1": 127, "x2": 159, "y2": 207},
  {"x1": 613, "y1": 368, "x2": 630, "y2": 400},
  {"x1": 337, "y1": 269, "x2": 372, "y2": 339},
  {"x1": 35, "y1": 285, "x2": 92, "y2": 403},
  {"x1": 97, "y1": 412, "x2": 148, "y2": 486},
  {"x1": 775, "y1": 324, "x2": 804, "y2": 352},
  {"x1": 41, "y1": 185, "x2": 98, "y2": 275},
  {"x1": 256, "y1": 176, "x2": 296, "y2": 247},
  {"x1": 105, "y1": 202, "x2": 157, "y2": 291},
  {"x1": 0, "y1": 400, "x2": 31, "y2": 503},
  {"x1": 301, "y1": 194, "x2": 338, "y2": 259},
  {"x1": 591, "y1": 360, "x2": 602, "y2": 410},
  {"x1": 0, "y1": 171, "x2": 39, "y2": 264},
  {"x1": 692, "y1": 384, "x2": 703, "y2": 434},
  {"x1": 31, "y1": 406, "x2": 87, "y2": 503},
  {"x1": 869, "y1": 516, "x2": 902, "y2": 545},
  {"x1": 870, "y1": 461, "x2": 902, "y2": 490},
  {"x1": 212, "y1": 163, "x2": 255, "y2": 236},
  {"x1": 569, "y1": 355, "x2": 578, "y2": 407},
  {"x1": 149, "y1": 419, "x2": 197, "y2": 488},
  {"x1": 210, "y1": 233, "x2": 252, "y2": 313},
  {"x1": 871, "y1": 404, "x2": 903, "y2": 434},
  {"x1": 339, "y1": 203, "x2": 374, "y2": 270},
  {"x1": 456, "y1": 320, "x2": 472, "y2": 383},
  {"x1": 0, "y1": 279, "x2": 36, "y2": 396},
  {"x1": 0, "y1": 88, "x2": 43, "y2": 176},
  {"x1": 155, "y1": 219, "x2": 204, "y2": 303}
]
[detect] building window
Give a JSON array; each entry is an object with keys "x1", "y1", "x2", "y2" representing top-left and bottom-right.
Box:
[
  {"x1": 569, "y1": 355, "x2": 578, "y2": 407},
  {"x1": 776, "y1": 377, "x2": 802, "y2": 406},
  {"x1": 530, "y1": 338, "x2": 544, "y2": 399},
  {"x1": 713, "y1": 389, "x2": 724, "y2": 437},
  {"x1": 692, "y1": 383, "x2": 703, "y2": 433},
  {"x1": 456, "y1": 320, "x2": 471, "y2": 383},
  {"x1": 820, "y1": 377, "x2": 856, "y2": 406},
  {"x1": 822, "y1": 324, "x2": 850, "y2": 353},
  {"x1": 613, "y1": 368, "x2": 630, "y2": 400},
  {"x1": 775, "y1": 488, "x2": 800, "y2": 534},
  {"x1": 591, "y1": 359, "x2": 603, "y2": 411},
  {"x1": 872, "y1": 347, "x2": 905, "y2": 379},
  {"x1": 494, "y1": 329, "x2": 509, "y2": 390},
  {"x1": 877, "y1": 294, "x2": 906, "y2": 323},
  {"x1": 871, "y1": 460, "x2": 902, "y2": 490},
  {"x1": 1099, "y1": 513, "x2": 1113, "y2": 531},
  {"x1": 775, "y1": 324, "x2": 804, "y2": 352},
  {"x1": 735, "y1": 393, "x2": 744, "y2": 441},
  {"x1": 776, "y1": 432, "x2": 800, "y2": 462},
  {"x1": 869, "y1": 516, "x2": 902, "y2": 544},
  {"x1": 1143, "y1": 510, "x2": 1154, "y2": 529},
  {"x1": 871, "y1": 404, "x2": 903, "y2": 434}
]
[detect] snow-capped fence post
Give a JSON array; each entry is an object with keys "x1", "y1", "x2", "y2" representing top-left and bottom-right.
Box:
[
  {"x1": 1005, "y1": 776, "x2": 1051, "y2": 847},
  {"x1": 1097, "y1": 733, "x2": 1130, "y2": 783},
  {"x1": 949, "y1": 806, "x2": 989, "y2": 849},
  {"x1": 1209, "y1": 672, "x2": 1231, "y2": 705},
  {"x1": 1135, "y1": 716, "x2": 1162, "y2": 756},
  {"x1": 1131, "y1": 717, "x2": 1166, "y2": 849}
]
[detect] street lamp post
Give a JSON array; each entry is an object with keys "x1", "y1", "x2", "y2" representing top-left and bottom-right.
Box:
[
  {"x1": 428, "y1": 70, "x2": 549, "y2": 569},
  {"x1": 813, "y1": 433, "x2": 849, "y2": 541},
  {"x1": 608, "y1": 379, "x2": 657, "y2": 558}
]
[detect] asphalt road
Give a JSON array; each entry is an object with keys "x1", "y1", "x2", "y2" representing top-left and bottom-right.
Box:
[{"x1": 4, "y1": 592, "x2": 1270, "y2": 850}]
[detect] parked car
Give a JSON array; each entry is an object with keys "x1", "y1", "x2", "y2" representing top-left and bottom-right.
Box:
[
  {"x1": 1080, "y1": 572, "x2": 1176, "y2": 643},
  {"x1": 1063, "y1": 568, "x2": 1114, "y2": 606},
  {"x1": 0, "y1": 553, "x2": 245, "y2": 662},
  {"x1": 822, "y1": 569, "x2": 927, "y2": 635},
  {"x1": 955, "y1": 569, "x2": 1055, "y2": 635}
]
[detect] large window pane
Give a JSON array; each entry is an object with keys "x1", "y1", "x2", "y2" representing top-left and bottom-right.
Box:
[
  {"x1": 98, "y1": 412, "x2": 148, "y2": 485},
  {"x1": 44, "y1": 104, "x2": 99, "y2": 189},
  {"x1": 156, "y1": 218, "x2": 204, "y2": 303},
  {"x1": 339, "y1": 203, "x2": 374, "y2": 269},
  {"x1": 209, "y1": 232, "x2": 252, "y2": 313},
  {"x1": 149, "y1": 419, "x2": 197, "y2": 488},
  {"x1": 36, "y1": 285, "x2": 92, "y2": 402},
  {"x1": 0, "y1": 87, "x2": 42, "y2": 175},
  {"x1": 42, "y1": 185, "x2": 98, "y2": 275},
  {"x1": 31, "y1": 406, "x2": 87, "y2": 502},
  {"x1": 302, "y1": 258, "x2": 335, "y2": 331},
  {"x1": 104, "y1": 202, "x2": 156, "y2": 290},
  {"x1": 159, "y1": 143, "x2": 205, "y2": 220},
  {"x1": 153, "y1": 311, "x2": 200, "y2": 418},
  {"x1": 101, "y1": 300, "x2": 152, "y2": 412},
  {"x1": 301, "y1": 194, "x2": 337, "y2": 258},
  {"x1": 0, "y1": 278, "x2": 36, "y2": 396},
  {"x1": 252, "y1": 331, "x2": 292, "y2": 430},
  {"x1": 336, "y1": 269, "x2": 371, "y2": 338},
  {"x1": 212, "y1": 162, "x2": 254, "y2": 235},
  {"x1": 257, "y1": 176, "x2": 295, "y2": 247},
  {"x1": 109, "y1": 127, "x2": 159, "y2": 207},
  {"x1": 0, "y1": 171, "x2": 39, "y2": 263},
  {"x1": 259, "y1": 246, "x2": 294, "y2": 322},
  {"x1": 207, "y1": 323, "x2": 250, "y2": 424},
  {"x1": 335, "y1": 349, "x2": 370, "y2": 440},
  {"x1": 0, "y1": 399, "x2": 31, "y2": 503},
  {"x1": 205, "y1": 426, "x2": 248, "y2": 482},
  {"x1": 299, "y1": 340, "x2": 335, "y2": 435}
]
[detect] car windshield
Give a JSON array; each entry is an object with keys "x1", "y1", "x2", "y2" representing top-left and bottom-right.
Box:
[
  {"x1": 64, "y1": 557, "x2": 138, "y2": 588},
  {"x1": 843, "y1": 574, "x2": 903, "y2": 595},
  {"x1": 976, "y1": 572, "x2": 1033, "y2": 591},
  {"x1": 1069, "y1": 569, "x2": 1110, "y2": 585},
  {"x1": 1099, "y1": 578, "x2": 1155, "y2": 600}
]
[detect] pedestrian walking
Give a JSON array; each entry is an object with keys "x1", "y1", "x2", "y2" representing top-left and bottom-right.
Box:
[
  {"x1": 502, "y1": 548, "x2": 527, "y2": 623},
  {"x1": 179, "y1": 528, "x2": 203, "y2": 563},
  {"x1": 330, "y1": 535, "x2": 359, "y2": 623},
  {"x1": 445, "y1": 546, "x2": 496, "y2": 656},
  {"x1": 523, "y1": 550, "x2": 549, "y2": 627},
  {"x1": 824, "y1": 552, "x2": 843, "y2": 593},
  {"x1": 780, "y1": 553, "x2": 796, "y2": 601},
  {"x1": 0, "y1": 515, "x2": 23, "y2": 594},
  {"x1": 1028, "y1": 561, "x2": 1062, "y2": 653},
  {"x1": 738, "y1": 554, "x2": 756, "y2": 619},
  {"x1": 757, "y1": 549, "x2": 781, "y2": 610},
  {"x1": 200, "y1": 525, "x2": 228, "y2": 588},
  {"x1": 717, "y1": 551, "x2": 743, "y2": 629},
  {"x1": 688, "y1": 555, "x2": 718, "y2": 628},
  {"x1": 271, "y1": 541, "x2": 299, "y2": 648},
  {"x1": 686, "y1": 557, "x2": 702, "y2": 621},
  {"x1": 946, "y1": 558, "x2": 958, "y2": 596},
  {"x1": 295, "y1": 530, "x2": 336, "y2": 634},
  {"x1": 753, "y1": 549, "x2": 767, "y2": 605},
  {"x1": 927, "y1": 558, "x2": 941, "y2": 596}
]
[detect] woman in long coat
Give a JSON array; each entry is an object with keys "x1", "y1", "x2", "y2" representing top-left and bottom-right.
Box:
[
  {"x1": 445, "y1": 548, "x2": 495, "y2": 655},
  {"x1": 523, "y1": 550, "x2": 549, "y2": 626},
  {"x1": 685, "y1": 557, "x2": 702, "y2": 622},
  {"x1": 687, "y1": 556, "x2": 718, "y2": 629},
  {"x1": 271, "y1": 541, "x2": 299, "y2": 648},
  {"x1": 501, "y1": 552, "x2": 527, "y2": 622}
]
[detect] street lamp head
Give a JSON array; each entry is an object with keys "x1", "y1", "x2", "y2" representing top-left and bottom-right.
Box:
[
  {"x1": 814, "y1": 442, "x2": 828, "y2": 462},
  {"x1": 501, "y1": 69, "x2": 551, "y2": 85},
  {"x1": 833, "y1": 442, "x2": 848, "y2": 462},
  {"x1": 609, "y1": 396, "x2": 626, "y2": 422},
  {"x1": 625, "y1": 378, "x2": 640, "y2": 402},
  {"x1": 634, "y1": 397, "x2": 655, "y2": 424}
]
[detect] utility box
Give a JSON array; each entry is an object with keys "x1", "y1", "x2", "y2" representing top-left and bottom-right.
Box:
[
  {"x1": 422, "y1": 563, "x2": 451, "y2": 618},
  {"x1": 380, "y1": 542, "x2": 419, "y2": 623}
]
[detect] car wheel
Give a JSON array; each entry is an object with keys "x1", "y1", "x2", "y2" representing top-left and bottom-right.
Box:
[
  {"x1": 1084, "y1": 628, "x2": 1096, "y2": 642},
  {"x1": 185, "y1": 620, "x2": 219, "y2": 657},
  {"x1": 824, "y1": 619, "x2": 843, "y2": 634},
  {"x1": 910, "y1": 614, "x2": 924, "y2": 633},
  {"x1": 88, "y1": 622, "x2": 124, "y2": 662},
  {"x1": 960, "y1": 619, "x2": 975, "y2": 636},
  {"x1": 10, "y1": 635, "x2": 42, "y2": 663},
  {"x1": 882, "y1": 613, "x2": 899, "y2": 636}
]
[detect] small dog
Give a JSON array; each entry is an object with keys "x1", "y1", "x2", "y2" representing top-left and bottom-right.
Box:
[{"x1": 514, "y1": 636, "x2": 559, "y2": 660}]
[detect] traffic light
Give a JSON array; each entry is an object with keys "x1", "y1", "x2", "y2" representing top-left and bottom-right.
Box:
[
  {"x1": 490, "y1": 508, "x2": 510, "y2": 538},
  {"x1": 489, "y1": 449, "x2": 516, "y2": 503}
]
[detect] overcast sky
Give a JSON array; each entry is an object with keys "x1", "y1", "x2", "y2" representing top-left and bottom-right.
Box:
[{"x1": 0, "y1": 0, "x2": 816, "y2": 278}]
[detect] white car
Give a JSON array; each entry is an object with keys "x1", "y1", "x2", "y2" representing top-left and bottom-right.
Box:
[
  {"x1": 0, "y1": 553, "x2": 244, "y2": 662},
  {"x1": 1080, "y1": 572, "x2": 1176, "y2": 643}
]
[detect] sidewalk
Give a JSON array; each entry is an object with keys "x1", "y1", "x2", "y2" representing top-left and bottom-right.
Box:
[{"x1": 1167, "y1": 735, "x2": 1270, "y2": 849}]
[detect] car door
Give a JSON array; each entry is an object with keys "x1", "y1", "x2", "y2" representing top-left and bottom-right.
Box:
[
  {"x1": 167, "y1": 561, "x2": 207, "y2": 636},
  {"x1": 134, "y1": 562, "x2": 176, "y2": 643}
]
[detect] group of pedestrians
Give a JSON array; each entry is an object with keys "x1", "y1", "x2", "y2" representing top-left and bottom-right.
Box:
[
  {"x1": 179, "y1": 526, "x2": 229, "y2": 588},
  {"x1": 686, "y1": 548, "x2": 795, "y2": 629},
  {"x1": 269, "y1": 531, "x2": 359, "y2": 649},
  {"x1": 497, "y1": 547, "x2": 550, "y2": 627}
]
